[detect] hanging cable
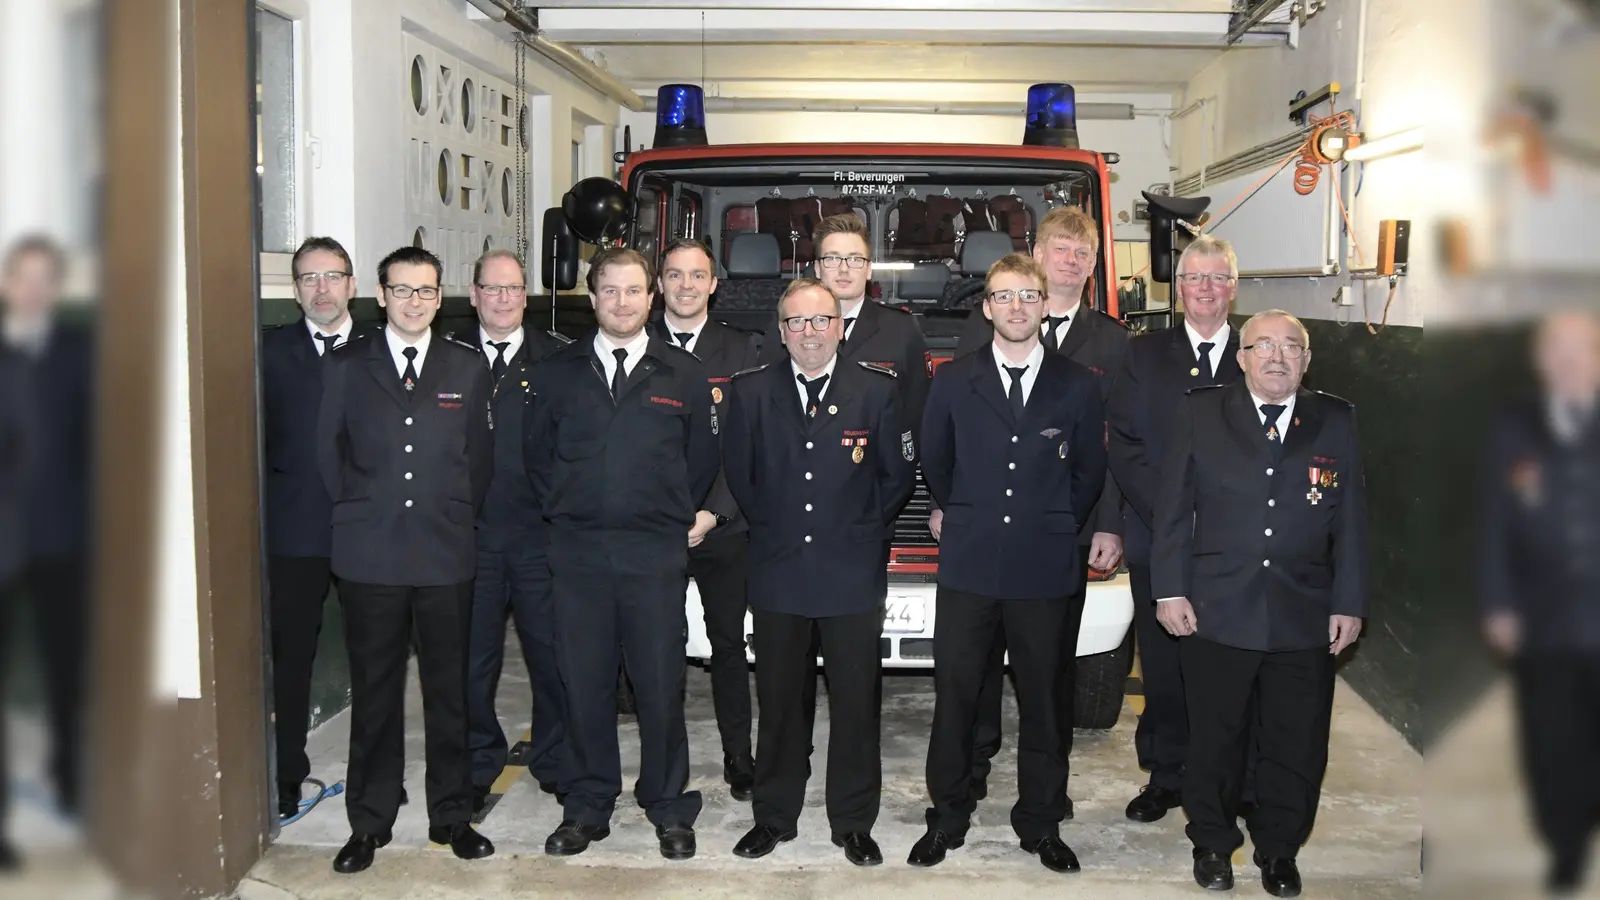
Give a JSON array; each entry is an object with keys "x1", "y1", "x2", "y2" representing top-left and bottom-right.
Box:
[{"x1": 279, "y1": 778, "x2": 343, "y2": 827}]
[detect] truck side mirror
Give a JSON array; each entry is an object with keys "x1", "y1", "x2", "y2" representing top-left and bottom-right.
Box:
[
  {"x1": 542, "y1": 206, "x2": 578, "y2": 291},
  {"x1": 1142, "y1": 191, "x2": 1209, "y2": 285}
]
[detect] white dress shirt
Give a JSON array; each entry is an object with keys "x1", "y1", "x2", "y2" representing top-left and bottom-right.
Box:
[
  {"x1": 1042, "y1": 299, "x2": 1080, "y2": 346},
  {"x1": 594, "y1": 329, "x2": 651, "y2": 386},
  {"x1": 307, "y1": 315, "x2": 354, "y2": 356},
  {"x1": 791, "y1": 354, "x2": 839, "y2": 413},
  {"x1": 385, "y1": 325, "x2": 431, "y2": 378},
  {"x1": 1185, "y1": 320, "x2": 1231, "y2": 377},
  {"x1": 480, "y1": 325, "x2": 523, "y2": 368},
  {"x1": 3, "y1": 315, "x2": 51, "y2": 356},
  {"x1": 992, "y1": 340, "x2": 1046, "y2": 405},
  {"x1": 663, "y1": 316, "x2": 708, "y2": 354},
  {"x1": 1550, "y1": 396, "x2": 1596, "y2": 444},
  {"x1": 839, "y1": 297, "x2": 866, "y2": 340}
]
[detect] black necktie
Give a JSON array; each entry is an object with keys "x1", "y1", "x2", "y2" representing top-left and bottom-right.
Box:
[
  {"x1": 1196, "y1": 341, "x2": 1215, "y2": 381},
  {"x1": 841, "y1": 318, "x2": 857, "y2": 344},
  {"x1": 1004, "y1": 365, "x2": 1028, "y2": 421},
  {"x1": 489, "y1": 341, "x2": 510, "y2": 382},
  {"x1": 401, "y1": 346, "x2": 418, "y2": 393},
  {"x1": 674, "y1": 331, "x2": 694, "y2": 351},
  {"x1": 1043, "y1": 315, "x2": 1068, "y2": 351},
  {"x1": 315, "y1": 333, "x2": 340, "y2": 357},
  {"x1": 798, "y1": 372, "x2": 829, "y2": 418},
  {"x1": 611, "y1": 347, "x2": 628, "y2": 400},
  {"x1": 1261, "y1": 403, "x2": 1286, "y2": 446}
]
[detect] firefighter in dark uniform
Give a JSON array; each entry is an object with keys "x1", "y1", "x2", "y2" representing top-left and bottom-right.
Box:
[
  {"x1": 523, "y1": 248, "x2": 719, "y2": 861},
  {"x1": 317, "y1": 246, "x2": 496, "y2": 873},
  {"x1": 915, "y1": 253, "x2": 1105, "y2": 874},
  {"x1": 1107, "y1": 234, "x2": 1245, "y2": 823},
  {"x1": 1480, "y1": 310, "x2": 1600, "y2": 894},
  {"x1": 949, "y1": 206, "x2": 1128, "y2": 808},
  {"x1": 1152, "y1": 309, "x2": 1368, "y2": 897},
  {"x1": 650, "y1": 237, "x2": 762, "y2": 801},
  {"x1": 724, "y1": 277, "x2": 915, "y2": 867},
  {"x1": 447, "y1": 249, "x2": 571, "y2": 813},
  {"x1": 260, "y1": 237, "x2": 377, "y2": 821}
]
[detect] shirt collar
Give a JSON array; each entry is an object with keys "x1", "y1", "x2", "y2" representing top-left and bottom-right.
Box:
[
  {"x1": 306, "y1": 314, "x2": 353, "y2": 346},
  {"x1": 1045, "y1": 299, "x2": 1081, "y2": 321},
  {"x1": 992, "y1": 338, "x2": 1046, "y2": 375},
  {"x1": 1249, "y1": 389, "x2": 1297, "y2": 420},
  {"x1": 1185, "y1": 320, "x2": 1230, "y2": 355},
  {"x1": 595, "y1": 328, "x2": 651, "y2": 361},
  {"x1": 4, "y1": 314, "x2": 51, "y2": 354},
  {"x1": 479, "y1": 324, "x2": 523, "y2": 357},
  {"x1": 662, "y1": 315, "x2": 708, "y2": 347},
  {"x1": 839, "y1": 297, "x2": 866, "y2": 321},
  {"x1": 384, "y1": 323, "x2": 431, "y2": 362},
  {"x1": 791, "y1": 353, "x2": 839, "y2": 387}
]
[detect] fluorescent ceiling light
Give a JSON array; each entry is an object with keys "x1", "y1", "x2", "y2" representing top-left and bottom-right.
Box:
[{"x1": 1344, "y1": 127, "x2": 1424, "y2": 163}]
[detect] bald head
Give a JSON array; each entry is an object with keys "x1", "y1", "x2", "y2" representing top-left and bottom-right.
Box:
[{"x1": 1535, "y1": 310, "x2": 1600, "y2": 405}]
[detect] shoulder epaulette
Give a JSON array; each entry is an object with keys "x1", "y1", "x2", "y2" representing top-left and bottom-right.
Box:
[
  {"x1": 715, "y1": 319, "x2": 761, "y2": 337},
  {"x1": 329, "y1": 330, "x2": 369, "y2": 353},
  {"x1": 731, "y1": 363, "x2": 770, "y2": 379},
  {"x1": 1314, "y1": 390, "x2": 1354, "y2": 408},
  {"x1": 871, "y1": 300, "x2": 914, "y2": 317},
  {"x1": 443, "y1": 333, "x2": 478, "y2": 351},
  {"x1": 1184, "y1": 383, "x2": 1226, "y2": 395},
  {"x1": 548, "y1": 330, "x2": 573, "y2": 344},
  {"x1": 859, "y1": 360, "x2": 898, "y2": 378}
]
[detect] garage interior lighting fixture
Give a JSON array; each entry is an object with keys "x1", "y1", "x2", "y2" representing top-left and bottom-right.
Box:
[{"x1": 1343, "y1": 127, "x2": 1423, "y2": 162}]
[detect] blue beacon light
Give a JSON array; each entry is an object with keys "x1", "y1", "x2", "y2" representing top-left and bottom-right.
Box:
[
  {"x1": 1023, "y1": 83, "x2": 1080, "y2": 149},
  {"x1": 653, "y1": 84, "x2": 709, "y2": 149}
]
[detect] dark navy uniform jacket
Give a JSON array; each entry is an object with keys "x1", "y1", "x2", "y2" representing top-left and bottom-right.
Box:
[
  {"x1": 317, "y1": 329, "x2": 494, "y2": 587},
  {"x1": 920, "y1": 347, "x2": 1107, "y2": 601},
  {"x1": 262, "y1": 318, "x2": 378, "y2": 559},
  {"x1": 1152, "y1": 382, "x2": 1369, "y2": 652},
  {"x1": 443, "y1": 326, "x2": 569, "y2": 553},
  {"x1": 522, "y1": 335, "x2": 718, "y2": 537},
  {"x1": 721, "y1": 357, "x2": 916, "y2": 618}
]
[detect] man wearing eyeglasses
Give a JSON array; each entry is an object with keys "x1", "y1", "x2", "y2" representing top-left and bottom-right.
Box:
[
  {"x1": 722, "y1": 277, "x2": 915, "y2": 867},
  {"x1": 523, "y1": 247, "x2": 719, "y2": 861},
  {"x1": 317, "y1": 245, "x2": 496, "y2": 873},
  {"x1": 1106, "y1": 234, "x2": 1247, "y2": 826},
  {"x1": 444, "y1": 249, "x2": 572, "y2": 814},
  {"x1": 1151, "y1": 309, "x2": 1368, "y2": 896},
  {"x1": 261, "y1": 236, "x2": 377, "y2": 822},
  {"x1": 648, "y1": 238, "x2": 762, "y2": 802},
  {"x1": 950, "y1": 205, "x2": 1128, "y2": 810},
  {"x1": 913, "y1": 253, "x2": 1105, "y2": 874}
]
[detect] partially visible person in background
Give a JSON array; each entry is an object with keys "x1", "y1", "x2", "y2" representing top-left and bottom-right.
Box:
[
  {"x1": 0, "y1": 236, "x2": 93, "y2": 867},
  {"x1": 1480, "y1": 309, "x2": 1600, "y2": 895}
]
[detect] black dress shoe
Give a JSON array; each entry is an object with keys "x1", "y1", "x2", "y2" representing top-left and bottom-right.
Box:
[
  {"x1": 724, "y1": 755, "x2": 755, "y2": 802},
  {"x1": 400, "y1": 787, "x2": 409, "y2": 806},
  {"x1": 1193, "y1": 848, "x2": 1234, "y2": 891},
  {"x1": 1020, "y1": 835, "x2": 1080, "y2": 873},
  {"x1": 278, "y1": 782, "x2": 301, "y2": 820},
  {"x1": 733, "y1": 823, "x2": 797, "y2": 859},
  {"x1": 1548, "y1": 852, "x2": 1587, "y2": 894},
  {"x1": 907, "y1": 829, "x2": 963, "y2": 867},
  {"x1": 0, "y1": 838, "x2": 21, "y2": 872},
  {"x1": 658, "y1": 823, "x2": 696, "y2": 860},
  {"x1": 429, "y1": 823, "x2": 495, "y2": 861},
  {"x1": 1253, "y1": 850, "x2": 1301, "y2": 897},
  {"x1": 1125, "y1": 785, "x2": 1182, "y2": 823},
  {"x1": 332, "y1": 831, "x2": 392, "y2": 874},
  {"x1": 545, "y1": 820, "x2": 610, "y2": 856},
  {"x1": 1064, "y1": 795, "x2": 1074, "y2": 820},
  {"x1": 833, "y1": 832, "x2": 882, "y2": 866}
]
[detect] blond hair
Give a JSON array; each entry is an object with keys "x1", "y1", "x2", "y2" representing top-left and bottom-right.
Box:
[
  {"x1": 1035, "y1": 206, "x2": 1100, "y2": 253},
  {"x1": 986, "y1": 252, "x2": 1047, "y2": 292}
]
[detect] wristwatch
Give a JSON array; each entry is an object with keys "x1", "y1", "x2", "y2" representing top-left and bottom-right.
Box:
[{"x1": 712, "y1": 513, "x2": 730, "y2": 528}]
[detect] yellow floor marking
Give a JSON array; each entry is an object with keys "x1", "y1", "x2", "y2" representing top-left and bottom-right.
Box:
[
  {"x1": 1128, "y1": 695, "x2": 1146, "y2": 716},
  {"x1": 1232, "y1": 848, "x2": 1245, "y2": 866},
  {"x1": 489, "y1": 728, "x2": 536, "y2": 795}
]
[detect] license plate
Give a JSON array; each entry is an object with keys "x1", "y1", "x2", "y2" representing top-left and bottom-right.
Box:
[{"x1": 882, "y1": 593, "x2": 926, "y2": 634}]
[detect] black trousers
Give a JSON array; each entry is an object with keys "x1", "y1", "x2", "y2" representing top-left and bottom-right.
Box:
[
  {"x1": 1512, "y1": 652, "x2": 1600, "y2": 865},
  {"x1": 1129, "y1": 562, "x2": 1187, "y2": 791},
  {"x1": 689, "y1": 531, "x2": 753, "y2": 764},
  {"x1": 972, "y1": 546, "x2": 1091, "y2": 788},
  {"x1": 0, "y1": 558, "x2": 86, "y2": 817},
  {"x1": 340, "y1": 580, "x2": 475, "y2": 834},
  {"x1": 751, "y1": 607, "x2": 881, "y2": 835},
  {"x1": 927, "y1": 586, "x2": 1073, "y2": 840},
  {"x1": 1180, "y1": 636, "x2": 1333, "y2": 859},
  {"x1": 466, "y1": 540, "x2": 568, "y2": 790},
  {"x1": 267, "y1": 555, "x2": 334, "y2": 792},
  {"x1": 549, "y1": 532, "x2": 701, "y2": 828}
]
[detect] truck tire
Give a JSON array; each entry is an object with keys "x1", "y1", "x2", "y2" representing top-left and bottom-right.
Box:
[{"x1": 1074, "y1": 630, "x2": 1134, "y2": 730}]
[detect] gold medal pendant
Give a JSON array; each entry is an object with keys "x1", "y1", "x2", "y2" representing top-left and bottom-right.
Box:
[{"x1": 851, "y1": 445, "x2": 865, "y2": 464}]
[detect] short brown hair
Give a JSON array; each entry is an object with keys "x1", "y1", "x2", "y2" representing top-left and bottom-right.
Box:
[
  {"x1": 291, "y1": 236, "x2": 353, "y2": 279},
  {"x1": 472, "y1": 248, "x2": 524, "y2": 286},
  {"x1": 986, "y1": 252, "x2": 1047, "y2": 292},
  {"x1": 586, "y1": 247, "x2": 655, "y2": 294},
  {"x1": 778, "y1": 276, "x2": 840, "y2": 319},
  {"x1": 812, "y1": 213, "x2": 870, "y2": 256},
  {"x1": 1035, "y1": 206, "x2": 1100, "y2": 253},
  {"x1": 659, "y1": 238, "x2": 716, "y2": 273}
]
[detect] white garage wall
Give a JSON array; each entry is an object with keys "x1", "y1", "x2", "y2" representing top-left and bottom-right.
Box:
[{"x1": 616, "y1": 91, "x2": 1175, "y2": 244}]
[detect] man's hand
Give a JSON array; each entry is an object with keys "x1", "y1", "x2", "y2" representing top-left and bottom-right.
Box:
[
  {"x1": 929, "y1": 508, "x2": 944, "y2": 542},
  {"x1": 1156, "y1": 597, "x2": 1198, "y2": 637},
  {"x1": 1088, "y1": 532, "x2": 1123, "y2": 571},
  {"x1": 1329, "y1": 615, "x2": 1363, "y2": 655},
  {"x1": 688, "y1": 510, "x2": 717, "y2": 548},
  {"x1": 1483, "y1": 610, "x2": 1521, "y2": 657}
]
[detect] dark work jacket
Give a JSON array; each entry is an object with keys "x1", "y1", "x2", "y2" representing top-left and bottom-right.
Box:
[
  {"x1": 443, "y1": 326, "x2": 569, "y2": 553},
  {"x1": 1151, "y1": 382, "x2": 1369, "y2": 652},
  {"x1": 1479, "y1": 400, "x2": 1600, "y2": 652},
  {"x1": 261, "y1": 318, "x2": 379, "y2": 559},
  {"x1": 956, "y1": 304, "x2": 1128, "y2": 545},
  {"x1": 317, "y1": 330, "x2": 493, "y2": 586},
  {"x1": 9, "y1": 321, "x2": 93, "y2": 562},
  {"x1": 921, "y1": 348, "x2": 1106, "y2": 600},
  {"x1": 0, "y1": 347, "x2": 33, "y2": 581},
  {"x1": 1108, "y1": 324, "x2": 1242, "y2": 565},
  {"x1": 523, "y1": 335, "x2": 718, "y2": 538},
  {"x1": 722, "y1": 357, "x2": 915, "y2": 617},
  {"x1": 650, "y1": 316, "x2": 761, "y2": 541},
  {"x1": 760, "y1": 299, "x2": 931, "y2": 451}
]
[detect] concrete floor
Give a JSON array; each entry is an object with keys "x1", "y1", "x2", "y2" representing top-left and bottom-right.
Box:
[{"x1": 248, "y1": 640, "x2": 1424, "y2": 898}]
